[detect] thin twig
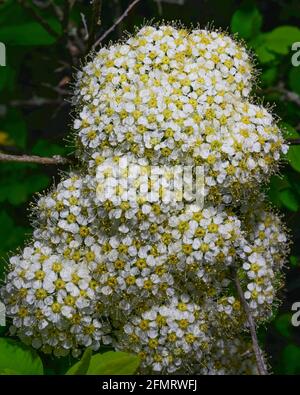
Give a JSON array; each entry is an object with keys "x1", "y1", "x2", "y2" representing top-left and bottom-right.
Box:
[
  {"x1": 62, "y1": 0, "x2": 71, "y2": 35},
  {"x1": 262, "y1": 83, "x2": 300, "y2": 108},
  {"x1": 41, "y1": 83, "x2": 72, "y2": 96},
  {"x1": 32, "y1": 0, "x2": 53, "y2": 9},
  {"x1": 18, "y1": 0, "x2": 60, "y2": 39},
  {"x1": 288, "y1": 138, "x2": 300, "y2": 145},
  {"x1": 111, "y1": 0, "x2": 124, "y2": 38},
  {"x1": 93, "y1": 0, "x2": 142, "y2": 48},
  {"x1": 88, "y1": 0, "x2": 102, "y2": 50},
  {"x1": 155, "y1": 0, "x2": 163, "y2": 15},
  {"x1": 80, "y1": 12, "x2": 89, "y2": 40},
  {"x1": 0, "y1": 153, "x2": 70, "y2": 165},
  {"x1": 49, "y1": 0, "x2": 64, "y2": 20},
  {"x1": 235, "y1": 276, "x2": 268, "y2": 375},
  {"x1": 9, "y1": 96, "x2": 64, "y2": 107}
]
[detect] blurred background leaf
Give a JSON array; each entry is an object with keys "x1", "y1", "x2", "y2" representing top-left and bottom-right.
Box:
[{"x1": 231, "y1": 5, "x2": 262, "y2": 39}]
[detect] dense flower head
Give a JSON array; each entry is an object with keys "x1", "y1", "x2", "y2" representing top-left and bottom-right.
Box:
[
  {"x1": 74, "y1": 24, "x2": 287, "y2": 203},
  {"x1": 0, "y1": 24, "x2": 290, "y2": 374},
  {"x1": 2, "y1": 243, "x2": 112, "y2": 357},
  {"x1": 199, "y1": 338, "x2": 258, "y2": 375},
  {"x1": 117, "y1": 294, "x2": 245, "y2": 373},
  {"x1": 238, "y1": 201, "x2": 289, "y2": 319}
]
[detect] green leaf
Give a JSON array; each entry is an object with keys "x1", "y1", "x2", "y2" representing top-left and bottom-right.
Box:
[
  {"x1": 289, "y1": 67, "x2": 300, "y2": 95},
  {"x1": 0, "y1": 19, "x2": 61, "y2": 46},
  {"x1": 252, "y1": 26, "x2": 300, "y2": 64},
  {"x1": 267, "y1": 175, "x2": 289, "y2": 207},
  {"x1": 65, "y1": 348, "x2": 92, "y2": 375},
  {"x1": 287, "y1": 145, "x2": 300, "y2": 172},
  {"x1": 0, "y1": 66, "x2": 15, "y2": 92},
  {"x1": 0, "y1": 338, "x2": 43, "y2": 375},
  {"x1": 279, "y1": 188, "x2": 299, "y2": 211},
  {"x1": 281, "y1": 344, "x2": 300, "y2": 374},
  {"x1": 231, "y1": 6, "x2": 262, "y2": 39},
  {"x1": 280, "y1": 123, "x2": 300, "y2": 172},
  {"x1": 0, "y1": 172, "x2": 49, "y2": 206},
  {"x1": 264, "y1": 26, "x2": 300, "y2": 55},
  {"x1": 261, "y1": 67, "x2": 278, "y2": 87},
  {"x1": 274, "y1": 313, "x2": 293, "y2": 338},
  {"x1": 0, "y1": 368, "x2": 19, "y2": 375},
  {"x1": 251, "y1": 34, "x2": 275, "y2": 63},
  {"x1": 0, "y1": 211, "x2": 29, "y2": 257},
  {"x1": 32, "y1": 139, "x2": 67, "y2": 157},
  {"x1": 280, "y1": 122, "x2": 298, "y2": 139},
  {"x1": 2, "y1": 108, "x2": 27, "y2": 148},
  {"x1": 87, "y1": 352, "x2": 140, "y2": 375},
  {"x1": 290, "y1": 255, "x2": 299, "y2": 268},
  {"x1": 0, "y1": 0, "x2": 32, "y2": 26}
]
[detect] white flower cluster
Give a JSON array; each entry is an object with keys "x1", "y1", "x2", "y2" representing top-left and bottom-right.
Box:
[
  {"x1": 1, "y1": 25, "x2": 290, "y2": 374},
  {"x1": 117, "y1": 295, "x2": 242, "y2": 373},
  {"x1": 199, "y1": 338, "x2": 259, "y2": 375},
  {"x1": 74, "y1": 25, "x2": 287, "y2": 203},
  {"x1": 239, "y1": 201, "x2": 289, "y2": 319},
  {"x1": 2, "y1": 244, "x2": 112, "y2": 356}
]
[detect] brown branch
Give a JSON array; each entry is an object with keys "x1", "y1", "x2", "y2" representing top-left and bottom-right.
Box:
[
  {"x1": 48, "y1": 1, "x2": 64, "y2": 20},
  {"x1": 88, "y1": 0, "x2": 102, "y2": 51},
  {"x1": 41, "y1": 83, "x2": 72, "y2": 96},
  {"x1": 262, "y1": 83, "x2": 300, "y2": 108},
  {"x1": 18, "y1": 0, "x2": 60, "y2": 39},
  {"x1": 0, "y1": 153, "x2": 70, "y2": 165},
  {"x1": 9, "y1": 96, "x2": 64, "y2": 107},
  {"x1": 288, "y1": 138, "x2": 300, "y2": 145},
  {"x1": 62, "y1": 0, "x2": 71, "y2": 35},
  {"x1": 80, "y1": 12, "x2": 89, "y2": 40},
  {"x1": 235, "y1": 276, "x2": 268, "y2": 375},
  {"x1": 276, "y1": 87, "x2": 300, "y2": 107},
  {"x1": 93, "y1": 0, "x2": 142, "y2": 48},
  {"x1": 112, "y1": 0, "x2": 123, "y2": 38}
]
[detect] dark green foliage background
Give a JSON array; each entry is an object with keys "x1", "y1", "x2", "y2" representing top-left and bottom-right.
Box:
[{"x1": 0, "y1": 0, "x2": 300, "y2": 374}]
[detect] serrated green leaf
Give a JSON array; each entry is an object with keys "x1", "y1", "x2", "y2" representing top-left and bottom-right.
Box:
[
  {"x1": 231, "y1": 6, "x2": 262, "y2": 39},
  {"x1": 86, "y1": 351, "x2": 140, "y2": 375},
  {"x1": 65, "y1": 348, "x2": 92, "y2": 375},
  {"x1": 0, "y1": 338, "x2": 43, "y2": 375}
]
